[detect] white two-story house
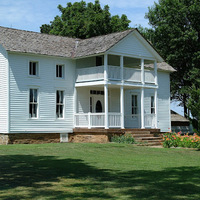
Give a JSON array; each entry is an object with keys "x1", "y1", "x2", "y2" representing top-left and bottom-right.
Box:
[{"x1": 0, "y1": 26, "x2": 175, "y2": 144}]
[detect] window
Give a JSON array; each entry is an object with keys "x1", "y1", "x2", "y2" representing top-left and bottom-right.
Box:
[
  {"x1": 56, "y1": 64, "x2": 64, "y2": 78},
  {"x1": 151, "y1": 96, "x2": 155, "y2": 114},
  {"x1": 132, "y1": 95, "x2": 138, "y2": 115},
  {"x1": 29, "y1": 89, "x2": 38, "y2": 118},
  {"x1": 90, "y1": 90, "x2": 104, "y2": 95},
  {"x1": 29, "y1": 61, "x2": 38, "y2": 76},
  {"x1": 56, "y1": 90, "x2": 64, "y2": 118}
]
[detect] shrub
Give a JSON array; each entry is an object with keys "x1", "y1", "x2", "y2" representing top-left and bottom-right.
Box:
[
  {"x1": 163, "y1": 132, "x2": 200, "y2": 149},
  {"x1": 111, "y1": 134, "x2": 135, "y2": 144}
]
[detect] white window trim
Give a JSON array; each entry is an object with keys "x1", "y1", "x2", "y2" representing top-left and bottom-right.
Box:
[
  {"x1": 28, "y1": 60, "x2": 39, "y2": 78},
  {"x1": 56, "y1": 90, "x2": 65, "y2": 119},
  {"x1": 55, "y1": 64, "x2": 65, "y2": 79},
  {"x1": 29, "y1": 87, "x2": 39, "y2": 119}
]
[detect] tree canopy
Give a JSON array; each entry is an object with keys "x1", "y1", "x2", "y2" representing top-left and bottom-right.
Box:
[
  {"x1": 40, "y1": 0, "x2": 131, "y2": 39},
  {"x1": 145, "y1": 0, "x2": 200, "y2": 118}
]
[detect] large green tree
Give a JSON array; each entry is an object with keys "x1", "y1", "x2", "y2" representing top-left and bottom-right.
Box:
[
  {"x1": 40, "y1": 0, "x2": 131, "y2": 39},
  {"x1": 187, "y1": 68, "x2": 200, "y2": 132},
  {"x1": 145, "y1": 0, "x2": 200, "y2": 117}
]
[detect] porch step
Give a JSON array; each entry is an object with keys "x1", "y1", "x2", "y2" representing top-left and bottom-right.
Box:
[
  {"x1": 134, "y1": 134, "x2": 163, "y2": 146},
  {"x1": 125, "y1": 131, "x2": 151, "y2": 135}
]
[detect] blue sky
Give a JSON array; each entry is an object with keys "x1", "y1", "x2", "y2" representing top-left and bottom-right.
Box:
[
  {"x1": 0, "y1": 0, "x2": 183, "y2": 115},
  {"x1": 0, "y1": 0, "x2": 158, "y2": 32}
]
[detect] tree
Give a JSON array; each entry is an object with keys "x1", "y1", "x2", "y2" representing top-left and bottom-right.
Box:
[
  {"x1": 145, "y1": 0, "x2": 200, "y2": 118},
  {"x1": 186, "y1": 68, "x2": 200, "y2": 132},
  {"x1": 40, "y1": 0, "x2": 131, "y2": 39}
]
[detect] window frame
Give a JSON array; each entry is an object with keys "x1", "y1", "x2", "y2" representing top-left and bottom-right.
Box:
[
  {"x1": 56, "y1": 90, "x2": 65, "y2": 119},
  {"x1": 29, "y1": 61, "x2": 39, "y2": 77},
  {"x1": 29, "y1": 88, "x2": 39, "y2": 119},
  {"x1": 56, "y1": 64, "x2": 65, "y2": 79}
]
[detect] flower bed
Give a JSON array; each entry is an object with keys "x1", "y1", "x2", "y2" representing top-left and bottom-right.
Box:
[{"x1": 163, "y1": 132, "x2": 200, "y2": 149}]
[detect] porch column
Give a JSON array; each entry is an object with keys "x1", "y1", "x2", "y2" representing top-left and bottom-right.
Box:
[
  {"x1": 104, "y1": 84, "x2": 109, "y2": 129},
  {"x1": 141, "y1": 58, "x2": 145, "y2": 84},
  {"x1": 104, "y1": 54, "x2": 108, "y2": 81},
  {"x1": 154, "y1": 60, "x2": 158, "y2": 85},
  {"x1": 154, "y1": 88, "x2": 158, "y2": 128},
  {"x1": 120, "y1": 86, "x2": 125, "y2": 129},
  {"x1": 120, "y1": 55, "x2": 124, "y2": 82},
  {"x1": 141, "y1": 87, "x2": 145, "y2": 129}
]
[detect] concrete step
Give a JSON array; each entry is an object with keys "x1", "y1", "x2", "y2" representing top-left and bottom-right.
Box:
[
  {"x1": 139, "y1": 137, "x2": 163, "y2": 141},
  {"x1": 132, "y1": 134, "x2": 152, "y2": 137},
  {"x1": 125, "y1": 131, "x2": 151, "y2": 135},
  {"x1": 137, "y1": 142, "x2": 162, "y2": 146}
]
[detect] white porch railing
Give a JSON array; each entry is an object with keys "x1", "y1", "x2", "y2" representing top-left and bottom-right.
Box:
[
  {"x1": 74, "y1": 112, "x2": 121, "y2": 128},
  {"x1": 108, "y1": 112, "x2": 121, "y2": 127},
  {"x1": 124, "y1": 67, "x2": 141, "y2": 82},
  {"x1": 76, "y1": 66, "x2": 104, "y2": 82},
  {"x1": 76, "y1": 65, "x2": 155, "y2": 83},
  {"x1": 144, "y1": 114, "x2": 156, "y2": 128},
  {"x1": 145, "y1": 70, "x2": 155, "y2": 83}
]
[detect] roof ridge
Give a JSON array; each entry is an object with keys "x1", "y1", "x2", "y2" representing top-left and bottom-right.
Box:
[{"x1": 81, "y1": 28, "x2": 135, "y2": 41}]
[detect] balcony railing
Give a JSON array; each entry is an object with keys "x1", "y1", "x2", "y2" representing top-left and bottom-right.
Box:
[{"x1": 76, "y1": 65, "x2": 155, "y2": 83}]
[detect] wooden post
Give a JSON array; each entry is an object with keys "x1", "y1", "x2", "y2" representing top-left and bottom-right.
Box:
[
  {"x1": 154, "y1": 88, "x2": 158, "y2": 128},
  {"x1": 141, "y1": 87, "x2": 144, "y2": 129},
  {"x1": 154, "y1": 60, "x2": 158, "y2": 85},
  {"x1": 104, "y1": 84, "x2": 109, "y2": 129},
  {"x1": 120, "y1": 86, "x2": 125, "y2": 129}
]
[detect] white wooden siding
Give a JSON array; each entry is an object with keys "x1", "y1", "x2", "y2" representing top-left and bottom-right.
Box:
[
  {"x1": 9, "y1": 53, "x2": 75, "y2": 133},
  {"x1": 77, "y1": 87, "x2": 90, "y2": 113},
  {"x1": 109, "y1": 89, "x2": 120, "y2": 112},
  {"x1": 0, "y1": 45, "x2": 8, "y2": 133},
  {"x1": 157, "y1": 72, "x2": 171, "y2": 132},
  {"x1": 109, "y1": 33, "x2": 154, "y2": 59}
]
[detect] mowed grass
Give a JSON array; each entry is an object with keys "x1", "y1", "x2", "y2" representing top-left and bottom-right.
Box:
[{"x1": 0, "y1": 143, "x2": 200, "y2": 200}]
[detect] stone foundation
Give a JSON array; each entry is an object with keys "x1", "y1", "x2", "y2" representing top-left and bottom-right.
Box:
[
  {"x1": 69, "y1": 133, "x2": 110, "y2": 143},
  {"x1": 0, "y1": 133, "x2": 60, "y2": 145}
]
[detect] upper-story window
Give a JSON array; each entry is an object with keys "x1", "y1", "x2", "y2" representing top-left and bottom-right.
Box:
[
  {"x1": 29, "y1": 88, "x2": 38, "y2": 118},
  {"x1": 56, "y1": 64, "x2": 64, "y2": 78},
  {"x1": 29, "y1": 61, "x2": 38, "y2": 76}
]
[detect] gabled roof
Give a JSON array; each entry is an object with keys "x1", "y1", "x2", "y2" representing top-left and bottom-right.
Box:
[
  {"x1": 171, "y1": 110, "x2": 189, "y2": 122},
  {"x1": 0, "y1": 26, "x2": 175, "y2": 72},
  {"x1": 0, "y1": 26, "x2": 75, "y2": 58},
  {"x1": 0, "y1": 26, "x2": 134, "y2": 58},
  {"x1": 75, "y1": 29, "x2": 134, "y2": 57}
]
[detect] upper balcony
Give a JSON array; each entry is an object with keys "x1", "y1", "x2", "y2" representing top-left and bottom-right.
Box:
[{"x1": 75, "y1": 54, "x2": 157, "y2": 86}]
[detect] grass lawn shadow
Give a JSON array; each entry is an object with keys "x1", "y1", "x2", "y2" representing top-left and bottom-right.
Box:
[{"x1": 0, "y1": 154, "x2": 200, "y2": 199}]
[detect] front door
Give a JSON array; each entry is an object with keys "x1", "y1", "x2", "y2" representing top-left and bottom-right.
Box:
[
  {"x1": 90, "y1": 91, "x2": 104, "y2": 113},
  {"x1": 125, "y1": 92, "x2": 140, "y2": 128}
]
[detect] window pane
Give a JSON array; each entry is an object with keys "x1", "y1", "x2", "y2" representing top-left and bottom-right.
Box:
[
  {"x1": 30, "y1": 89, "x2": 33, "y2": 102},
  {"x1": 59, "y1": 65, "x2": 62, "y2": 77},
  {"x1": 34, "y1": 89, "x2": 37, "y2": 103},
  {"x1": 60, "y1": 91, "x2": 63, "y2": 103},
  {"x1": 33, "y1": 104, "x2": 37, "y2": 117},
  {"x1": 56, "y1": 65, "x2": 58, "y2": 77},
  {"x1": 60, "y1": 105, "x2": 63, "y2": 117}
]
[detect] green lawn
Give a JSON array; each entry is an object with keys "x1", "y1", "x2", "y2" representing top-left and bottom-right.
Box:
[{"x1": 0, "y1": 143, "x2": 200, "y2": 200}]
